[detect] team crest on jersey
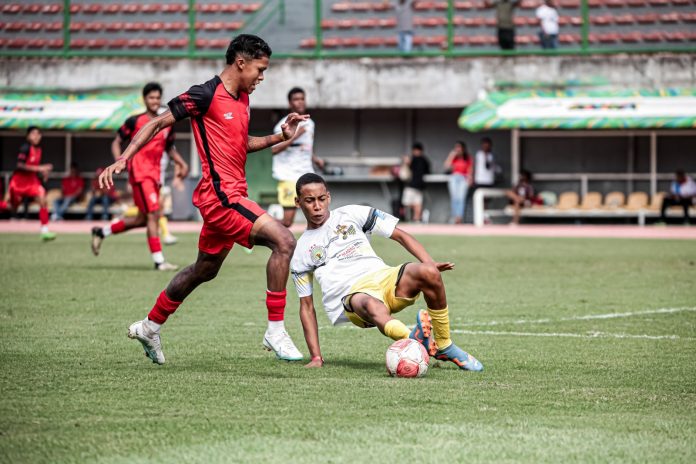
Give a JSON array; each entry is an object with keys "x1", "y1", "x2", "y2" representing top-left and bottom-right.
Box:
[
  {"x1": 309, "y1": 244, "x2": 326, "y2": 265},
  {"x1": 335, "y1": 224, "x2": 356, "y2": 240},
  {"x1": 223, "y1": 112, "x2": 233, "y2": 120},
  {"x1": 149, "y1": 192, "x2": 158, "y2": 204}
]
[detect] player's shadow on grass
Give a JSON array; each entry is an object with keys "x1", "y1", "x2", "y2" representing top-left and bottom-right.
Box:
[
  {"x1": 80, "y1": 263, "x2": 160, "y2": 272},
  {"x1": 326, "y1": 358, "x2": 384, "y2": 371}
]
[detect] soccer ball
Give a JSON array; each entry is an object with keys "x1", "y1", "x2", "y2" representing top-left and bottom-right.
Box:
[{"x1": 386, "y1": 339, "x2": 429, "y2": 378}]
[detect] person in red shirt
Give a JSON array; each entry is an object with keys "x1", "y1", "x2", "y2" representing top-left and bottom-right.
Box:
[
  {"x1": 99, "y1": 35, "x2": 307, "y2": 365},
  {"x1": 7, "y1": 126, "x2": 56, "y2": 240},
  {"x1": 443, "y1": 141, "x2": 473, "y2": 224},
  {"x1": 91, "y1": 82, "x2": 189, "y2": 271},
  {"x1": 51, "y1": 162, "x2": 84, "y2": 221},
  {"x1": 85, "y1": 167, "x2": 120, "y2": 220}
]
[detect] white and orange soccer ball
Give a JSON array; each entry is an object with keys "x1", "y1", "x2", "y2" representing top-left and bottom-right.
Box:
[{"x1": 385, "y1": 338, "x2": 429, "y2": 378}]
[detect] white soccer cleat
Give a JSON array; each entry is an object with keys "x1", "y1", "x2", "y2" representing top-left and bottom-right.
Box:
[
  {"x1": 155, "y1": 262, "x2": 179, "y2": 271},
  {"x1": 127, "y1": 319, "x2": 165, "y2": 365},
  {"x1": 263, "y1": 329, "x2": 303, "y2": 361},
  {"x1": 163, "y1": 234, "x2": 178, "y2": 245}
]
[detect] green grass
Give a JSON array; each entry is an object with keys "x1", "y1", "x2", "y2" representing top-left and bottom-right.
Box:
[{"x1": 1, "y1": 233, "x2": 695, "y2": 463}]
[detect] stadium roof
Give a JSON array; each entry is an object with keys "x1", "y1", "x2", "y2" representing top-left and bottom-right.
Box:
[
  {"x1": 0, "y1": 88, "x2": 142, "y2": 131},
  {"x1": 458, "y1": 89, "x2": 696, "y2": 131}
]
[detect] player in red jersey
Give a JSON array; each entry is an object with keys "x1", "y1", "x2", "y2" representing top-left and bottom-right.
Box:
[
  {"x1": 7, "y1": 126, "x2": 56, "y2": 241},
  {"x1": 91, "y1": 82, "x2": 189, "y2": 271},
  {"x1": 100, "y1": 35, "x2": 306, "y2": 364}
]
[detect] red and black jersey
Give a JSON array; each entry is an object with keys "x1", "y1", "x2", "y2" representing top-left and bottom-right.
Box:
[
  {"x1": 13, "y1": 143, "x2": 42, "y2": 185},
  {"x1": 118, "y1": 112, "x2": 175, "y2": 184},
  {"x1": 168, "y1": 75, "x2": 250, "y2": 208}
]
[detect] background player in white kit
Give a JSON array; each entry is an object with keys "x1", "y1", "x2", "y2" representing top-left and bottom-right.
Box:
[
  {"x1": 290, "y1": 173, "x2": 483, "y2": 371},
  {"x1": 272, "y1": 87, "x2": 324, "y2": 227}
]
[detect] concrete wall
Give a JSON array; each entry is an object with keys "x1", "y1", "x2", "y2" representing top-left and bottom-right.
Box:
[{"x1": 2, "y1": 54, "x2": 695, "y2": 108}]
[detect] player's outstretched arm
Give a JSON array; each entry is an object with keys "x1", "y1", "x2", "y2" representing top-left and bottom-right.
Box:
[
  {"x1": 99, "y1": 111, "x2": 176, "y2": 188},
  {"x1": 299, "y1": 295, "x2": 323, "y2": 367},
  {"x1": 390, "y1": 227, "x2": 455, "y2": 272},
  {"x1": 247, "y1": 112, "x2": 309, "y2": 153}
]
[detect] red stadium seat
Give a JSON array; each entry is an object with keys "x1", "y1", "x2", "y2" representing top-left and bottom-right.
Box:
[
  {"x1": 242, "y1": 3, "x2": 262, "y2": 13},
  {"x1": 83, "y1": 4, "x2": 103, "y2": 15},
  {"x1": 108, "y1": 39, "x2": 128, "y2": 49},
  {"x1": 46, "y1": 39, "x2": 64, "y2": 49},
  {"x1": 332, "y1": 3, "x2": 351, "y2": 13},
  {"x1": 144, "y1": 22, "x2": 164, "y2": 31},
  {"x1": 300, "y1": 37, "x2": 316, "y2": 49},
  {"x1": 597, "y1": 32, "x2": 619, "y2": 43},
  {"x1": 619, "y1": 32, "x2": 642, "y2": 43},
  {"x1": 420, "y1": 17, "x2": 447, "y2": 27},
  {"x1": 569, "y1": 16, "x2": 583, "y2": 26},
  {"x1": 557, "y1": 0, "x2": 580, "y2": 7},
  {"x1": 659, "y1": 13, "x2": 680, "y2": 23},
  {"x1": 516, "y1": 35, "x2": 533, "y2": 45},
  {"x1": 614, "y1": 14, "x2": 635, "y2": 25},
  {"x1": 70, "y1": 39, "x2": 88, "y2": 49},
  {"x1": 2, "y1": 4, "x2": 22, "y2": 14},
  {"x1": 23, "y1": 4, "x2": 42, "y2": 14},
  {"x1": 44, "y1": 21, "x2": 62, "y2": 31},
  {"x1": 27, "y1": 22, "x2": 44, "y2": 32},
  {"x1": 647, "y1": 0, "x2": 668, "y2": 5},
  {"x1": 473, "y1": 0, "x2": 488, "y2": 10},
  {"x1": 357, "y1": 18, "x2": 379, "y2": 28},
  {"x1": 413, "y1": 2, "x2": 434, "y2": 11},
  {"x1": 85, "y1": 22, "x2": 103, "y2": 32},
  {"x1": 642, "y1": 31, "x2": 664, "y2": 42},
  {"x1": 105, "y1": 22, "x2": 124, "y2": 32},
  {"x1": 8, "y1": 38, "x2": 30, "y2": 48},
  {"x1": 341, "y1": 37, "x2": 363, "y2": 47},
  {"x1": 196, "y1": 21, "x2": 224, "y2": 31},
  {"x1": 605, "y1": 0, "x2": 624, "y2": 7},
  {"x1": 626, "y1": 0, "x2": 645, "y2": 5},
  {"x1": 88, "y1": 39, "x2": 108, "y2": 49},
  {"x1": 163, "y1": 22, "x2": 188, "y2": 31},
  {"x1": 384, "y1": 36, "x2": 398, "y2": 46},
  {"x1": 321, "y1": 19, "x2": 337, "y2": 29},
  {"x1": 424, "y1": 35, "x2": 446, "y2": 46},
  {"x1": 587, "y1": 0, "x2": 602, "y2": 7},
  {"x1": 378, "y1": 18, "x2": 397, "y2": 27},
  {"x1": 124, "y1": 22, "x2": 147, "y2": 31},
  {"x1": 197, "y1": 4, "x2": 221, "y2": 13},
  {"x1": 664, "y1": 31, "x2": 687, "y2": 42},
  {"x1": 475, "y1": 17, "x2": 489, "y2": 26},
  {"x1": 168, "y1": 38, "x2": 188, "y2": 49},
  {"x1": 5, "y1": 22, "x2": 24, "y2": 32},
  {"x1": 363, "y1": 36, "x2": 386, "y2": 47},
  {"x1": 513, "y1": 17, "x2": 527, "y2": 26},
  {"x1": 69, "y1": 4, "x2": 81, "y2": 14},
  {"x1": 146, "y1": 39, "x2": 167, "y2": 49},
  {"x1": 635, "y1": 13, "x2": 658, "y2": 24},
  {"x1": 223, "y1": 21, "x2": 244, "y2": 30},
  {"x1": 455, "y1": 1, "x2": 475, "y2": 10},
  {"x1": 122, "y1": 4, "x2": 140, "y2": 14},
  {"x1": 681, "y1": 13, "x2": 696, "y2": 23},
  {"x1": 559, "y1": 33, "x2": 580, "y2": 44},
  {"x1": 220, "y1": 4, "x2": 240, "y2": 13},
  {"x1": 671, "y1": 0, "x2": 691, "y2": 5},
  {"x1": 591, "y1": 15, "x2": 613, "y2": 26},
  {"x1": 372, "y1": 2, "x2": 393, "y2": 11},
  {"x1": 433, "y1": 1, "x2": 449, "y2": 10},
  {"x1": 141, "y1": 5, "x2": 163, "y2": 14},
  {"x1": 352, "y1": 3, "x2": 372, "y2": 12},
  {"x1": 337, "y1": 19, "x2": 356, "y2": 29},
  {"x1": 69, "y1": 22, "x2": 85, "y2": 32},
  {"x1": 162, "y1": 4, "x2": 189, "y2": 13},
  {"x1": 453, "y1": 35, "x2": 469, "y2": 45},
  {"x1": 27, "y1": 39, "x2": 47, "y2": 49},
  {"x1": 322, "y1": 38, "x2": 340, "y2": 48},
  {"x1": 102, "y1": 4, "x2": 121, "y2": 14},
  {"x1": 126, "y1": 39, "x2": 147, "y2": 48},
  {"x1": 42, "y1": 4, "x2": 62, "y2": 14}
]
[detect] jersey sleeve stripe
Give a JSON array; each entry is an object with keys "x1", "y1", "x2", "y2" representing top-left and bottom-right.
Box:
[{"x1": 362, "y1": 207, "x2": 378, "y2": 233}]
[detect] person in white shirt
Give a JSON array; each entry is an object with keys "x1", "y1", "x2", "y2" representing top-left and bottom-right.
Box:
[
  {"x1": 290, "y1": 172, "x2": 483, "y2": 372},
  {"x1": 272, "y1": 87, "x2": 324, "y2": 227},
  {"x1": 661, "y1": 170, "x2": 696, "y2": 224},
  {"x1": 536, "y1": 0, "x2": 559, "y2": 49}
]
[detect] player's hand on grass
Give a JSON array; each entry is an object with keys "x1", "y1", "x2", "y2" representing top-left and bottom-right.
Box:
[
  {"x1": 305, "y1": 356, "x2": 324, "y2": 368},
  {"x1": 99, "y1": 157, "x2": 127, "y2": 189},
  {"x1": 435, "y1": 262, "x2": 455, "y2": 272},
  {"x1": 281, "y1": 112, "x2": 309, "y2": 140}
]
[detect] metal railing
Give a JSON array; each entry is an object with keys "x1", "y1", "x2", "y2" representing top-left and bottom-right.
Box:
[{"x1": 0, "y1": 0, "x2": 694, "y2": 59}]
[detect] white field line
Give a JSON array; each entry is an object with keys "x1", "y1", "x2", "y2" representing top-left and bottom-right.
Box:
[
  {"x1": 451, "y1": 329, "x2": 694, "y2": 341},
  {"x1": 454, "y1": 307, "x2": 696, "y2": 328}
]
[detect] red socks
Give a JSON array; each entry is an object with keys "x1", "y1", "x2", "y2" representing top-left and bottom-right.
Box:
[
  {"x1": 148, "y1": 290, "x2": 182, "y2": 325},
  {"x1": 266, "y1": 290, "x2": 286, "y2": 322},
  {"x1": 39, "y1": 207, "x2": 49, "y2": 225},
  {"x1": 148, "y1": 236, "x2": 162, "y2": 253},
  {"x1": 110, "y1": 219, "x2": 126, "y2": 234}
]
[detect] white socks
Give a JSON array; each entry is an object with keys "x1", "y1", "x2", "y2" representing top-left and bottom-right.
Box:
[
  {"x1": 102, "y1": 225, "x2": 112, "y2": 237},
  {"x1": 151, "y1": 252, "x2": 165, "y2": 265},
  {"x1": 144, "y1": 318, "x2": 161, "y2": 333},
  {"x1": 40, "y1": 225, "x2": 49, "y2": 234},
  {"x1": 267, "y1": 320, "x2": 286, "y2": 335}
]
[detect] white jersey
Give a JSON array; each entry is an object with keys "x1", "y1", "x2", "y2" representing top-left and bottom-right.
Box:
[
  {"x1": 474, "y1": 150, "x2": 495, "y2": 186},
  {"x1": 272, "y1": 115, "x2": 315, "y2": 182},
  {"x1": 291, "y1": 205, "x2": 399, "y2": 325}
]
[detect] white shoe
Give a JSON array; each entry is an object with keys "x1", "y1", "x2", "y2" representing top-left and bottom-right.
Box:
[
  {"x1": 155, "y1": 262, "x2": 179, "y2": 271},
  {"x1": 263, "y1": 329, "x2": 303, "y2": 361},
  {"x1": 163, "y1": 234, "x2": 178, "y2": 245},
  {"x1": 127, "y1": 319, "x2": 165, "y2": 365}
]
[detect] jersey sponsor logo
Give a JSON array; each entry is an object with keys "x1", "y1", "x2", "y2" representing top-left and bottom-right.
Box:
[
  {"x1": 335, "y1": 224, "x2": 356, "y2": 240},
  {"x1": 309, "y1": 244, "x2": 326, "y2": 266},
  {"x1": 223, "y1": 112, "x2": 233, "y2": 120},
  {"x1": 149, "y1": 192, "x2": 158, "y2": 205}
]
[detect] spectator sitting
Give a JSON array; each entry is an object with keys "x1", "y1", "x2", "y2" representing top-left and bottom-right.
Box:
[
  {"x1": 506, "y1": 170, "x2": 538, "y2": 225},
  {"x1": 86, "y1": 167, "x2": 120, "y2": 220},
  {"x1": 401, "y1": 142, "x2": 431, "y2": 223},
  {"x1": 536, "y1": 0, "x2": 559, "y2": 49},
  {"x1": 443, "y1": 141, "x2": 472, "y2": 224},
  {"x1": 51, "y1": 162, "x2": 84, "y2": 221},
  {"x1": 660, "y1": 170, "x2": 696, "y2": 224}
]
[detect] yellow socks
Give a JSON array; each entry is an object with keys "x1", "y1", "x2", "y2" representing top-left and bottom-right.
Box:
[
  {"x1": 384, "y1": 319, "x2": 410, "y2": 341},
  {"x1": 159, "y1": 216, "x2": 169, "y2": 238},
  {"x1": 428, "y1": 306, "x2": 452, "y2": 350}
]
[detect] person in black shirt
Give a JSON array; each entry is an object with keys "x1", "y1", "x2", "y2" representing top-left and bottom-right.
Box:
[{"x1": 401, "y1": 142, "x2": 431, "y2": 222}]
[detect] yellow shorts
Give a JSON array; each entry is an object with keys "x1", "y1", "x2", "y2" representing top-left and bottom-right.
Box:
[
  {"x1": 277, "y1": 180, "x2": 296, "y2": 208},
  {"x1": 342, "y1": 264, "x2": 419, "y2": 328}
]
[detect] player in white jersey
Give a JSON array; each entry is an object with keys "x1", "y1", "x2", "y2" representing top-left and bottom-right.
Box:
[
  {"x1": 290, "y1": 173, "x2": 483, "y2": 372},
  {"x1": 272, "y1": 87, "x2": 324, "y2": 227}
]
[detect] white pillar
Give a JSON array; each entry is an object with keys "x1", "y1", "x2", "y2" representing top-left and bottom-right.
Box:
[
  {"x1": 511, "y1": 128, "x2": 520, "y2": 185},
  {"x1": 650, "y1": 131, "x2": 657, "y2": 197}
]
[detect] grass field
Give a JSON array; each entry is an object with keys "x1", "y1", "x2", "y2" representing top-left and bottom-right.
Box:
[{"x1": 1, "y1": 232, "x2": 695, "y2": 463}]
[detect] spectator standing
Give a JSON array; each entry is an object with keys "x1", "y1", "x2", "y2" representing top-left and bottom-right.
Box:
[
  {"x1": 443, "y1": 141, "x2": 472, "y2": 224},
  {"x1": 86, "y1": 167, "x2": 119, "y2": 220},
  {"x1": 488, "y1": 0, "x2": 520, "y2": 50},
  {"x1": 51, "y1": 162, "x2": 84, "y2": 220},
  {"x1": 394, "y1": 0, "x2": 415, "y2": 53},
  {"x1": 401, "y1": 142, "x2": 431, "y2": 222},
  {"x1": 536, "y1": 0, "x2": 559, "y2": 49},
  {"x1": 506, "y1": 170, "x2": 536, "y2": 225},
  {"x1": 660, "y1": 170, "x2": 696, "y2": 224}
]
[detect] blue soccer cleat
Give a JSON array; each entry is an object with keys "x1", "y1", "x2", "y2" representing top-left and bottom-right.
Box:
[
  {"x1": 435, "y1": 343, "x2": 484, "y2": 371},
  {"x1": 409, "y1": 310, "x2": 437, "y2": 356}
]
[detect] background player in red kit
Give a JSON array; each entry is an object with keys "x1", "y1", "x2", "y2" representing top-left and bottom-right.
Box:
[
  {"x1": 7, "y1": 126, "x2": 56, "y2": 241},
  {"x1": 91, "y1": 82, "x2": 189, "y2": 271},
  {"x1": 99, "y1": 35, "x2": 306, "y2": 364}
]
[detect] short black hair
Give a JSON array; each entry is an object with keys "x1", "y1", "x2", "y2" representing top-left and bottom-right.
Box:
[
  {"x1": 226, "y1": 34, "x2": 272, "y2": 64},
  {"x1": 287, "y1": 87, "x2": 305, "y2": 101},
  {"x1": 520, "y1": 170, "x2": 533, "y2": 181},
  {"x1": 481, "y1": 137, "x2": 492, "y2": 145},
  {"x1": 676, "y1": 169, "x2": 685, "y2": 177},
  {"x1": 296, "y1": 173, "x2": 327, "y2": 197},
  {"x1": 26, "y1": 125, "x2": 40, "y2": 135},
  {"x1": 142, "y1": 82, "x2": 162, "y2": 98},
  {"x1": 70, "y1": 162, "x2": 79, "y2": 170},
  {"x1": 412, "y1": 142, "x2": 424, "y2": 151}
]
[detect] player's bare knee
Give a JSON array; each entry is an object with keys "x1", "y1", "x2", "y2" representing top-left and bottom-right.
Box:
[
  {"x1": 277, "y1": 232, "x2": 296, "y2": 256},
  {"x1": 419, "y1": 263, "x2": 442, "y2": 285},
  {"x1": 194, "y1": 262, "x2": 220, "y2": 282}
]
